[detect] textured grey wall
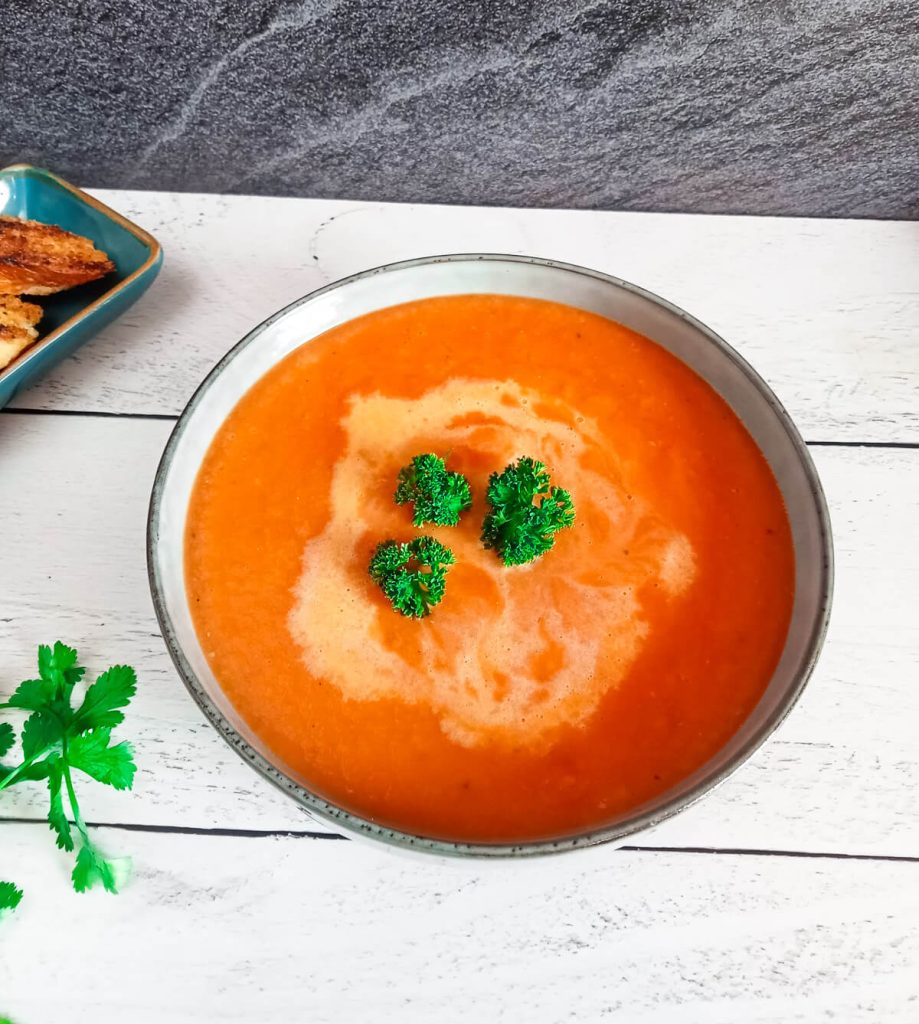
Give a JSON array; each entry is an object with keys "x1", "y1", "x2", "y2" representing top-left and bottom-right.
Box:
[{"x1": 2, "y1": 0, "x2": 917, "y2": 216}]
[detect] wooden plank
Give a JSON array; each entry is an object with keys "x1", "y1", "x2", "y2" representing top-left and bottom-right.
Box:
[
  {"x1": 1, "y1": 412, "x2": 917, "y2": 855},
  {"x1": 7, "y1": 190, "x2": 919, "y2": 442},
  {"x1": 1, "y1": 825, "x2": 916, "y2": 1023}
]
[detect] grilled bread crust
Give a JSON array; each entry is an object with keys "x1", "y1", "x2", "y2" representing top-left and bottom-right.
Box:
[
  {"x1": 0, "y1": 215, "x2": 115, "y2": 295},
  {"x1": 0, "y1": 294, "x2": 43, "y2": 369}
]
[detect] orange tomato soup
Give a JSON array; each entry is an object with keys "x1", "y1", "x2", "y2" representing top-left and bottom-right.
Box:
[{"x1": 185, "y1": 295, "x2": 794, "y2": 842}]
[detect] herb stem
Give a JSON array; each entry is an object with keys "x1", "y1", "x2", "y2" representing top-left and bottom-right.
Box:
[
  {"x1": 0, "y1": 742, "x2": 56, "y2": 794},
  {"x1": 61, "y1": 746, "x2": 90, "y2": 846}
]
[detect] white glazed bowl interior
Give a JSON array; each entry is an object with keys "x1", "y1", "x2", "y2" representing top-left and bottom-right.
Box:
[{"x1": 148, "y1": 254, "x2": 833, "y2": 858}]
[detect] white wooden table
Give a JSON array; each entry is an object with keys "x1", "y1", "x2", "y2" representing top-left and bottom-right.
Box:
[{"x1": 1, "y1": 191, "x2": 917, "y2": 1023}]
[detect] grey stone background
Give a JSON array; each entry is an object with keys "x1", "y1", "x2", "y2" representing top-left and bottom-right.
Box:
[{"x1": 2, "y1": 0, "x2": 916, "y2": 217}]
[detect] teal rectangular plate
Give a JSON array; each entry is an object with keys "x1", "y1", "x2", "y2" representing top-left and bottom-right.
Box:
[{"x1": 0, "y1": 164, "x2": 163, "y2": 408}]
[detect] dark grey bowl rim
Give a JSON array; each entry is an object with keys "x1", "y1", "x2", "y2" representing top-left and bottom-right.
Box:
[{"x1": 147, "y1": 252, "x2": 834, "y2": 859}]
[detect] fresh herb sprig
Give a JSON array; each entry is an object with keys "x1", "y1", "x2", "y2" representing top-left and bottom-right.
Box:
[
  {"x1": 395, "y1": 453, "x2": 472, "y2": 527},
  {"x1": 482, "y1": 456, "x2": 576, "y2": 566},
  {"x1": 0, "y1": 880, "x2": 23, "y2": 914},
  {"x1": 0, "y1": 642, "x2": 137, "y2": 911},
  {"x1": 369, "y1": 537, "x2": 455, "y2": 618}
]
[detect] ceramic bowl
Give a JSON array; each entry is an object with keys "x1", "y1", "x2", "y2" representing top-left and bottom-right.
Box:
[
  {"x1": 148, "y1": 254, "x2": 833, "y2": 858},
  {"x1": 0, "y1": 163, "x2": 162, "y2": 408}
]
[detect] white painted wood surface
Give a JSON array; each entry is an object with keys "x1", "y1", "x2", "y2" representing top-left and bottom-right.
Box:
[
  {"x1": 9, "y1": 190, "x2": 919, "y2": 442},
  {"x1": 1, "y1": 825, "x2": 917, "y2": 1024},
  {"x1": 1, "y1": 190, "x2": 917, "y2": 1021}
]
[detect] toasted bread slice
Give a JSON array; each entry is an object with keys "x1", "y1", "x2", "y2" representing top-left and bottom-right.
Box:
[
  {"x1": 0, "y1": 294, "x2": 43, "y2": 369},
  {"x1": 0, "y1": 215, "x2": 115, "y2": 295}
]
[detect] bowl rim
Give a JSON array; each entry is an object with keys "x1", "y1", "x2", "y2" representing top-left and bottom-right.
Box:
[
  {"x1": 147, "y1": 252, "x2": 834, "y2": 858},
  {"x1": 0, "y1": 162, "x2": 163, "y2": 385}
]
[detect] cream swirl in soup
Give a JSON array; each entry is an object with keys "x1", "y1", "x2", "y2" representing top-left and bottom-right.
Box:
[{"x1": 290, "y1": 378, "x2": 695, "y2": 748}]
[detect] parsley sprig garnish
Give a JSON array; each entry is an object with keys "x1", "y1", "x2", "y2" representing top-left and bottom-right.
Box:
[
  {"x1": 370, "y1": 453, "x2": 575, "y2": 616},
  {"x1": 395, "y1": 453, "x2": 472, "y2": 527},
  {"x1": 482, "y1": 456, "x2": 576, "y2": 566},
  {"x1": 369, "y1": 537, "x2": 455, "y2": 618},
  {"x1": 0, "y1": 642, "x2": 137, "y2": 912}
]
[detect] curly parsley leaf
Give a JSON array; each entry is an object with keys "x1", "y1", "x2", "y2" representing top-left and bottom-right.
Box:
[
  {"x1": 369, "y1": 536, "x2": 455, "y2": 618},
  {"x1": 482, "y1": 456, "x2": 576, "y2": 566},
  {"x1": 395, "y1": 453, "x2": 472, "y2": 527},
  {"x1": 0, "y1": 881, "x2": 23, "y2": 913}
]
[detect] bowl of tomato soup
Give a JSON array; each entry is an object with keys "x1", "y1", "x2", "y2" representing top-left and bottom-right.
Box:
[{"x1": 148, "y1": 254, "x2": 832, "y2": 857}]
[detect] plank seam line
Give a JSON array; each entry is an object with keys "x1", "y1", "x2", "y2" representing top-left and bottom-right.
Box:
[
  {"x1": 0, "y1": 816, "x2": 344, "y2": 840},
  {"x1": 1, "y1": 407, "x2": 179, "y2": 421},
  {"x1": 2, "y1": 818, "x2": 918, "y2": 862},
  {"x1": 619, "y1": 844, "x2": 919, "y2": 864},
  {"x1": 806, "y1": 440, "x2": 919, "y2": 449},
  {"x1": 4, "y1": 407, "x2": 919, "y2": 449}
]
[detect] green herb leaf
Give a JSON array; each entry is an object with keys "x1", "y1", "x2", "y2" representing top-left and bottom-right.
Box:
[
  {"x1": 0, "y1": 722, "x2": 13, "y2": 759},
  {"x1": 12, "y1": 758, "x2": 54, "y2": 783},
  {"x1": 0, "y1": 881, "x2": 23, "y2": 913},
  {"x1": 42, "y1": 641, "x2": 78, "y2": 676},
  {"x1": 369, "y1": 536, "x2": 455, "y2": 618},
  {"x1": 47, "y1": 759, "x2": 74, "y2": 852},
  {"x1": 1, "y1": 642, "x2": 138, "y2": 908},
  {"x1": 37, "y1": 641, "x2": 84, "y2": 700},
  {"x1": 72, "y1": 843, "x2": 123, "y2": 894},
  {"x1": 20, "y1": 711, "x2": 63, "y2": 761},
  {"x1": 67, "y1": 729, "x2": 136, "y2": 790},
  {"x1": 73, "y1": 665, "x2": 137, "y2": 731},
  {"x1": 7, "y1": 677, "x2": 56, "y2": 711},
  {"x1": 1, "y1": 749, "x2": 55, "y2": 790},
  {"x1": 14, "y1": 642, "x2": 83, "y2": 720},
  {"x1": 482, "y1": 456, "x2": 576, "y2": 566},
  {"x1": 36, "y1": 643, "x2": 55, "y2": 681},
  {"x1": 395, "y1": 453, "x2": 472, "y2": 527}
]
